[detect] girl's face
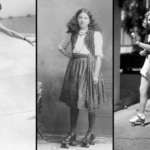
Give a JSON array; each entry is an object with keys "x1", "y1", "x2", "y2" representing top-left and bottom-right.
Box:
[
  {"x1": 147, "y1": 15, "x2": 150, "y2": 27},
  {"x1": 77, "y1": 12, "x2": 90, "y2": 30}
]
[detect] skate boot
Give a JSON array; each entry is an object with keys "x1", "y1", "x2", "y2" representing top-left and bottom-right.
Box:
[
  {"x1": 82, "y1": 132, "x2": 95, "y2": 148},
  {"x1": 129, "y1": 114, "x2": 145, "y2": 127},
  {"x1": 61, "y1": 133, "x2": 77, "y2": 148}
]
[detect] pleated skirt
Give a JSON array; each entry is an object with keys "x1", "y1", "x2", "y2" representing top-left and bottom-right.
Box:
[{"x1": 59, "y1": 53, "x2": 107, "y2": 113}]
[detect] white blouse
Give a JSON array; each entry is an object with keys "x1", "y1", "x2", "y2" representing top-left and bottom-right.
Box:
[{"x1": 58, "y1": 31, "x2": 103, "y2": 57}]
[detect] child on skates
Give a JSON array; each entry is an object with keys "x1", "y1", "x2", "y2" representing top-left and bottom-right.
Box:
[
  {"x1": 130, "y1": 11, "x2": 150, "y2": 127},
  {"x1": 58, "y1": 8, "x2": 107, "y2": 148}
]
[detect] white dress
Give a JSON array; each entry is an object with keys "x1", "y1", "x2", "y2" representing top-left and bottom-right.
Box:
[
  {"x1": 58, "y1": 31, "x2": 103, "y2": 57},
  {"x1": 140, "y1": 35, "x2": 150, "y2": 79}
]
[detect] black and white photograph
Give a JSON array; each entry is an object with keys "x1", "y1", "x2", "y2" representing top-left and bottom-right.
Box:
[
  {"x1": 114, "y1": 0, "x2": 150, "y2": 150},
  {"x1": 0, "y1": 0, "x2": 36, "y2": 150},
  {"x1": 37, "y1": 0, "x2": 112, "y2": 150}
]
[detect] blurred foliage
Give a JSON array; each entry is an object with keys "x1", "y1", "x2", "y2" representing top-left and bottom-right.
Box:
[{"x1": 121, "y1": 0, "x2": 149, "y2": 42}]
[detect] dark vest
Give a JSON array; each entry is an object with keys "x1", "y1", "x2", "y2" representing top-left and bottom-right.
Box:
[{"x1": 71, "y1": 30, "x2": 95, "y2": 56}]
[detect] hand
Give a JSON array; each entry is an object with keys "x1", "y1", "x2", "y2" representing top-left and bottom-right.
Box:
[
  {"x1": 131, "y1": 32, "x2": 138, "y2": 44},
  {"x1": 139, "y1": 49, "x2": 147, "y2": 56},
  {"x1": 25, "y1": 37, "x2": 36, "y2": 46},
  {"x1": 93, "y1": 73, "x2": 99, "y2": 84}
]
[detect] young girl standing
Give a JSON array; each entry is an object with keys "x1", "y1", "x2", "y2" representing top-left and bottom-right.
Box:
[
  {"x1": 58, "y1": 8, "x2": 107, "y2": 148},
  {"x1": 130, "y1": 11, "x2": 150, "y2": 127}
]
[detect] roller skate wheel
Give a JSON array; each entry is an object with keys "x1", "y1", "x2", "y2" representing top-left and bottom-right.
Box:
[
  {"x1": 86, "y1": 143, "x2": 90, "y2": 148},
  {"x1": 131, "y1": 122, "x2": 135, "y2": 127},
  {"x1": 71, "y1": 141, "x2": 77, "y2": 146},
  {"x1": 61, "y1": 143, "x2": 65, "y2": 148},
  {"x1": 90, "y1": 141, "x2": 95, "y2": 145},
  {"x1": 82, "y1": 142, "x2": 87, "y2": 147},
  {"x1": 65, "y1": 144, "x2": 69, "y2": 149}
]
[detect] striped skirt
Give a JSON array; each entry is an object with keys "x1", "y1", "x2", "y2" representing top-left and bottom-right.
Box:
[{"x1": 59, "y1": 53, "x2": 107, "y2": 113}]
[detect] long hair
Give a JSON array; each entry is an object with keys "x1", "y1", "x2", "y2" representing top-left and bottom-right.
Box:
[
  {"x1": 142, "y1": 11, "x2": 150, "y2": 30},
  {"x1": 66, "y1": 8, "x2": 101, "y2": 33}
]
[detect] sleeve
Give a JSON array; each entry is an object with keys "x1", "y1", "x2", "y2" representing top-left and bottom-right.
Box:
[
  {"x1": 58, "y1": 33, "x2": 71, "y2": 50},
  {"x1": 94, "y1": 31, "x2": 103, "y2": 58}
]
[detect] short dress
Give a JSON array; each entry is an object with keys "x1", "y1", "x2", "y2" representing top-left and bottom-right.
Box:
[
  {"x1": 58, "y1": 31, "x2": 107, "y2": 113},
  {"x1": 140, "y1": 34, "x2": 150, "y2": 79}
]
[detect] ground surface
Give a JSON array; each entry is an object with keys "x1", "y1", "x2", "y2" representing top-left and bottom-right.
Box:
[
  {"x1": 0, "y1": 34, "x2": 35, "y2": 150},
  {"x1": 114, "y1": 73, "x2": 150, "y2": 150},
  {"x1": 38, "y1": 135, "x2": 112, "y2": 150}
]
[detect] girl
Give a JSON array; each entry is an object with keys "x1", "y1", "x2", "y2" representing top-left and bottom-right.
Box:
[
  {"x1": 130, "y1": 11, "x2": 150, "y2": 127},
  {"x1": 0, "y1": 4, "x2": 35, "y2": 46},
  {"x1": 58, "y1": 8, "x2": 107, "y2": 148}
]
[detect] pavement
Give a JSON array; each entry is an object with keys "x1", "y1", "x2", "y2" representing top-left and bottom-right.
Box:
[
  {"x1": 114, "y1": 73, "x2": 150, "y2": 150},
  {"x1": 0, "y1": 34, "x2": 36, "y2": 150},
  {"x1": 37, "y1": 134, "x2": 112, "y2": 150}
]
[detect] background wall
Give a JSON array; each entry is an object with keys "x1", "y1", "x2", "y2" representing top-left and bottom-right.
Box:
[
  {"x1": 0, "y1": 0, "x2": 35, "y2": 18},
  {"x1": 38, "y1": 0, "x2": 112, "y2": 137}
]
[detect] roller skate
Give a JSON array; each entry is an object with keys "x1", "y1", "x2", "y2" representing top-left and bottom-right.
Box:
[
  {"x1": 129, "y1": 114, "x2": 145, "y2": 127},
  {"x1": 61, "y1": 133, "x2": 77, "y2": 148},
  {"x1": 82, "y1": 132, "x2": 95, "y2": 148}
]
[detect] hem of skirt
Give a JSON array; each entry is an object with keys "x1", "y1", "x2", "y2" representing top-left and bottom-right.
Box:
[{"x1": 59, "y1": 99, "x2": 100, "y2": 113}]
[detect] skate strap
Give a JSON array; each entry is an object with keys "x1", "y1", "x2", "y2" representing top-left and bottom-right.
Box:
[{"x1": 137, "y1": 114, "x2": 145, "y2": 121}]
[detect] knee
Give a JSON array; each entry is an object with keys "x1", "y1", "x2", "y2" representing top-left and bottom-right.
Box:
[{"x1": 139, "y1": 86, "x2": 147, "y2": 96}]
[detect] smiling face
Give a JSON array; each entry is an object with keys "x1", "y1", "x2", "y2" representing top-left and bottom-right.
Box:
[{"x1": 77, "y1": 12, "x2": 90, "y2": 30}]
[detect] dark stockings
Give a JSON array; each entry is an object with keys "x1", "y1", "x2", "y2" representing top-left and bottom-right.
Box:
[
  {"x1": 88, "y1": 112, "x2": 96, "y2": 133},
  {"x1": 70, "y1": 108, "x2": 96, "y2": 135},
  {"x1": 70, "y1": 107, "x2": 79, "y2": 135}
]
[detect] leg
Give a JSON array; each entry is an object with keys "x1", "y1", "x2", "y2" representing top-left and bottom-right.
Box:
[
  {"x1": 139, "y1": 76, "x2": 150, "y2": 114},
  {"x1": 130, "y1": 76, "x2": 150, "y2": 127},
  {"x1": 88, "y1": 112, "x2": 96, "y2": 133},
  {"x1": 81, "y1": 112, "x2": 96, "y2": 147},
  {"x1": 70, "y1": 107, "x2": 79, "y2": 134},
  {"x1": 62, "y1": 108, "x2": 79, "y2": 148}
]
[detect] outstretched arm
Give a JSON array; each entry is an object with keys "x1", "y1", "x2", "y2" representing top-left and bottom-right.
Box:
[
  {"x1": 0, "y1": 23, "x2": 35, "y2": 46},
  {"x1": 131, "y1": 32, "x2": 150, "y2": 51},
  {"x1": 136, "y1": 42, "x2": 150, "y2": 51}
]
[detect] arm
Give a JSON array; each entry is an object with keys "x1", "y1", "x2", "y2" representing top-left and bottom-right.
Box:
[
  {"x1": 131, "y1": 32, "x2": 150, "y2": 51},
  {"x1": 136, "y1": 42, "x2": 150, "y2": 51},
  {"x1": 93, "y1": 56, "x2": 101, "y2": 75},
  {"x1": 58, "y1": 33, "x2": 72, "y2": 58},
  {"x1": 0, "y1": 23, "x2": 35, "y2": 46},
  {"x1": 93, "y1": 31, "x2": 103, "y2": 84},
  {"x1": 59, "y1": 48, "x2": 72, "y2": 58}
]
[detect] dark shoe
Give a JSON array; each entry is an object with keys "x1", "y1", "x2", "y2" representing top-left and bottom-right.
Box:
[
  {"x1": 62, "y1": 133, "x2": 77, "y2": 148},
  {"x1": 82, "y1": 132, "x2": 95, "y2": 148}
]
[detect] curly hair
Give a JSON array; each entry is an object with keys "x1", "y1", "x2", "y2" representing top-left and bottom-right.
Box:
[
  {"x1": 142, "y1": 11, "x2": 150, "y2": 29},
  {"x1": 66, "y1": 8, "x2": 101, "y2": 33}
]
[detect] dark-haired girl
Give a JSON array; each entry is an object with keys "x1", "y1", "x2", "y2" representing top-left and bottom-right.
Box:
[
  {"x1": 0, "y1": 4, "x2": 35, "y2": 45},
  {"x1": 58, "y1": 8, "x2": 107, "y2": 147},
  {"x1": 130, "y1": 11, "x2": 150, "y2": 127}
]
